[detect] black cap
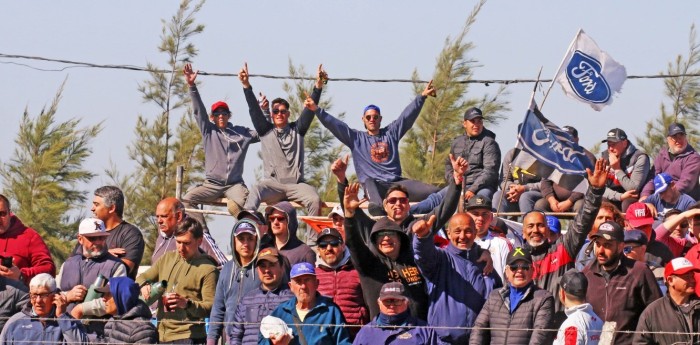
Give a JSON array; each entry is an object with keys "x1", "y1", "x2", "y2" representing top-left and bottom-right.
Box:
[
  {"x1": 466, "y1": 195, "x2": 493, "y2": 211},
  {"x1": 463, "y1": 107, "x2": 483, "y2": 121},
  {"x1": 491, "y1": 217, "x2": 508, "y2": 235},
  {"x1": 623, "y1": 229, "x2": 648, "y2": 246},
  {"x1": 667, "y1": 123, "x2": 686, "y2": 137},
  {"x1": 379, "y1": 282, "x2": 408, "y2": 300},
  {"x1": 506, "y1": 247, "x2": 533, "y2": 265},
  {"x1": 591, "y1": 221, "x2": 625, "y2": 242},
  {"x1": 560, "y1": 269, "x2": 588, "y2": 299},
  {"x1": 316, "y1": 228, "x2": 343, "y2": 243},
  {"x1": 238, "y1": 210, "x2": 265, "y2": 224},
  {"x1": 601, "y1": 128, "x2": 628, "y2": 143}
]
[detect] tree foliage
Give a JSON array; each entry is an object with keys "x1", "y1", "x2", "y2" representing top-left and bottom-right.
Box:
[
  {"x1": 401, "y1": 0, "x2": 510, "y2": 186},
  {"x1": 1, "y1": 80, "x2": 103, "y2": 263},
  {"x1": 637, "y1": 24, "x2": 700, "y2": 157},
  {"x1": 109, "y1": 0, "x2": 206, "y2": 263}
]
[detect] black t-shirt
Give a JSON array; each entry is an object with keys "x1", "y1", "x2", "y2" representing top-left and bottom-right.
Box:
[{"x1": 72, "y1": 221, "x2": 145, "y2": 279}]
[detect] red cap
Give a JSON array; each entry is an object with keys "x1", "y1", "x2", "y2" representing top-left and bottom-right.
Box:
[
  {"x1": 625, "y1": 202, "x2": 654, "y2": 228},
  {"x1": 664, "y1": 257, "x2": 700, "y2": 281},
  {"x1": 211, "y1": 101, "x2": 230, "y2": 114}
]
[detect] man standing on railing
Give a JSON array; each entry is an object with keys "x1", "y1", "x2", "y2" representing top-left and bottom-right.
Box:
[{"x1": 181, "y1": 63, "x2": 259, "y2": 229}]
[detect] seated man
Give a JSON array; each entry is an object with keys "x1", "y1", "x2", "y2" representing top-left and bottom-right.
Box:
[
  {"x1": 353, "y1": 282, "x2": 442, "y2": 345},
  {"x1": 600, "y1": 128, "x2": 651, "y2": 212},
  {"x1": 0, "y1": 273, "x2": 88, "y2": 344},
  {"x1": 534, "y1": 178, "x2": 584, "y2": 213},
  {"x1": 0, "y1": 275, "x2": 28, "y2": 333},
  {"x1": 97, "y1": 277, "x2": 158, "y2": 344},
  {"x1": 642, "y1": 123, "x2": 700, "y2": 200},
  {"x1": 655, "y1": 206, "x2": 700, "y2": 258},
  {"x1": 240, "y1": 63, "x2": 325, "y2": 216},
  {"x1": 306, "y1": 81, "x2": 439, "y2": 216},
  {"x1": 181, "y1": 63, "x2": 259, "y2": 224},
  {"x1": 262, "y1": 202, "x2": 315, "y2": 266},
  {"x1": 644, "y1": 172, "x2": 696, "y2": 219},
  {"x1": 492, "y1": 147, "x2": 542, "y2": 215}
]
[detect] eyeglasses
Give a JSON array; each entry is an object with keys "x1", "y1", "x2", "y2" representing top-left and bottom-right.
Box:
[
  {"x1": 268, "y1": 216, "x2": 287, "y2": 223},
  {"x1": 0, "y1": 210, "x2": 8, "y2": 217},
  {"x1": 380, "y1": 298, "x2": 406, "y2": 306},
  {"x1": 376, "y1": 231, "x2": 397, "y2": 238},
  {"x1": 386, "y1": 197, "x2": 408, "y2": 205},
  {"x1": 212, "y1": 112, "x2": 230, "y2": 117},
  {"x1": 272, "y1": 109, "x2": 289, "y2": 115},
  {"x1": 623, "y1": 245, "x2": 641, "y2": 255},
  {"x1": 364, "y1": 115, "x2": 381, "y2": 121},
  {"x1": 29, "y1": 291, "x2": 56, "y2": 300},
  {"x1": 318, "y1": 239, "x2": 342, "y2": 249},
  {"x1": 508, "y1": 263, "x2": 531, "y2": 271}
]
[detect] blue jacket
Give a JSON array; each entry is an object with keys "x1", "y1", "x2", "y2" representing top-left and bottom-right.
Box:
[
  {"x1": 353, "y1": 314, "x2": 443, "y2": 345},
  {"x1": 413, "y1": 235, "x2": 497, "y2": 344},
  {"x1": 259, "y1": 294, "x2": 351, "y2": 345},
  {"x1": 229, "y1": 285, "x2": 294, "y2": 345},
  {"x1": 0, "y1": 304, "x2": 88, "y2": 345}
]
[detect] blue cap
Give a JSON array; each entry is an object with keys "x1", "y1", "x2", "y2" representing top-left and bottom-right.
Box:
[
  {"x1": 363, "y1": 104, "x2": 381, "y2": 115},
  {"x1": 290, "y1": 262, "x2": 316, "y2": 279},
  {"x1": 667, "y1": 123, "x2": 686, "y2": 137},
  {"x1": 546, "y1": 215, "x2": 561, "y2": 234},
  {"x1": 653, "y1": 173, "x2": 673, "y2": 194},
  {"x1": 624, "y1": 229, "x2": 648, "y2": 245}
]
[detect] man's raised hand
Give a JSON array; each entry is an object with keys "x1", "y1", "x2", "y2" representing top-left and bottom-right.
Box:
[
  {"x1": 412, "y1": 215, "x2": 436, "y2": 238},
  {"x1": 239, "y1": 62, "x2": 250, "y2": 88},
  {"x1": 421, "y1": 79, "x2": 437, "y2": 97},
  {"x1": 450, "y1": 153, "x2": 468, "y2": 184},
  {"x1": 304, "y1": 91, "x2": 318, "y2": 112},
  {"x1": 344, "y1": 183, "x2": 366, "y2": 216},
  {"x1": 586, "y1": 158, "x2": 609, "y2": 189},
  {"x1": 316, "y1": 64, "x2": 328, "y2": 89},
  {"x1": 331, "y1": 154, "x2": 350, "y2": 182},
  {"x1": 183, "y1": 63, "x2": 198, "y2": 86}
]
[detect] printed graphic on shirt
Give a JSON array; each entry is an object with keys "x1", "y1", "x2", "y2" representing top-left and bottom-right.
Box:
[
  {"x1": 401, "y1": 266, "x2": 423, "y2": 285},
  {"x1": 370, "y1": 142, "x2": 390, "y2": 163}
]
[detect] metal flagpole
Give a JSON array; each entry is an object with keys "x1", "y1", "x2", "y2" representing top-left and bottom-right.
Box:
[{"x1": 540, "y1": 28, "x2": 582, "y2": 110}]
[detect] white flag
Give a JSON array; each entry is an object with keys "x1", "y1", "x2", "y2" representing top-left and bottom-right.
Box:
[{"x1": 555, "y1": 29, "x2": 627, "y2": 111}]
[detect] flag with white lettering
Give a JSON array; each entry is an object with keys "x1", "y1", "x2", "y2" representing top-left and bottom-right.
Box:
[
  {"x1": 512, "y1": 99, "x2": 593, "y2": 193},
  {"x1": 555, "y1": 29, "x2": 627, "y2": 111}
]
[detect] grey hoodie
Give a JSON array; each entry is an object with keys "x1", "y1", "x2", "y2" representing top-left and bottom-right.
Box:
[{"x1": 262, "y1": 201, "x2": 315, "y2": 266}]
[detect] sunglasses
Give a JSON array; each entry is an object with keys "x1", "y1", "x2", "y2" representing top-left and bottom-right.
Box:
[
  {"x1": 272, "y1": 109, "x2": 289, "y2": 115},
  {"x1": 364, "y1": 115, "x2": 381, "y2": 121},
  {"x1": 268, "y1": 216, "x2": 287, "y2": 223},
  {"x1": 508, "y1": 263, "x2": 531, "y2": 271},
  {"x1": 0, "y1": 211, "x2": 8, "y2": 217},
  {"x1": 318, "y1": 239, "x2": 342, "y2": 249},
  {"x1": 623, "y1": 244, "x2": 641, "y2": 255},
  {"x1": 386, "y1": 197, "x2": 408, "y2": 205},
  {"x1": 376, "y1": 230, "x2": 398, "y2": 238},
  {"x1": 380, "y1": 298, "x2": 406, "y2": 306},
  {"x1": 212, "y1": 112, "x2": 230, "y2": 117}
]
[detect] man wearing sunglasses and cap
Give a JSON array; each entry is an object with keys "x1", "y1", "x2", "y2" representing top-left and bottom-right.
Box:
[
  {"x1": 306, "y1": 80, "x2": 440, "y2": 216},
  {"x1": 239, "y1": 63, "x2": 326, "y2": 216},
  {"x1": 182, "y1": 63, "x2": 260, "y2": 229},
  {"x1": 471, "y1": 247, "x2": 555, "y2": 345},
  {"x1": 314, "y1": 228, "x2": 367, "y2": 339}
]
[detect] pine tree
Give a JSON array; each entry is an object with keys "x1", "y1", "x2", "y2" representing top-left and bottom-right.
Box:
[
  {"x1": 1, "y1": 80, "x2": 103, "y2": 263},
  {"x1": 401, "y1": 0, "x2": 510, "y2": 186},
  {"x1": 637, "y1": 24, "x2": 700, "y2": 158}
]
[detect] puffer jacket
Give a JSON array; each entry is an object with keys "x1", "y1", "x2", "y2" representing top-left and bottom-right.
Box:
[
  {"x1": 315, "y1": 247, "x2": 368, "y2": 338},
  {"x1": 229, "y1": 285, "x2": 293, "y2": 345},
  {"x1": 526, "y1": 185, "x2": 603, "y2": 326},
  {"x1": 642, "y1": 144, "x2": 700, "y2": 199},
  {"x1": 261, "y1": 201, "x2": 315, "y2": 266},
  {"x1": 634, "y1": 294, "x2": 700, "y2": 345},
  {"x1": 102, "y1": 300, "x2": 158, "y2": 344},
  {"x1": 0, "y1": 304, "x2": 88, "y2": 344},
  {"x1": 207, "y1": 219, "x2": 262, "y2": 344},
  {"x1": 470, "y1": 283, "x2": 555, "y2": 345},
  {"x1": 445, "y1": 128, "x2": 501, "y2": 193}
]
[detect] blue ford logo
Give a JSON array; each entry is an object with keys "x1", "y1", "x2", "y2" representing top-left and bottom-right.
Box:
[{"x1": 565, "y1": 50, "x2": 611, "y2": 104}]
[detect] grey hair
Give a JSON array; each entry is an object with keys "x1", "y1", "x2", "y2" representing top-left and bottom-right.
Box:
[
  {"x1": 94, "y1": 186, "x2": 125, "y2": 218},
  {"x1": 29, "y1": 273, "x2": 57, "y2": 291}
]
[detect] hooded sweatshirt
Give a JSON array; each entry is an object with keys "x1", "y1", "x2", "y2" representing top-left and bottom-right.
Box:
[
  {"x1": 0, "y1": 215, "x2": 56, "y2": 285},
  {"x1": 102, "y1": 277, "x2": 158, "y2": 344},
  {"x1": 207, "y1": 219, "x2": 262, "y2": 343},
  {"x1": 262, "y1": 201, "x2": 315, "y2": 266}
]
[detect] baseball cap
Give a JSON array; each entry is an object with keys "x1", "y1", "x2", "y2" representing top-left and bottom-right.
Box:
[
  {"x1": 233, "y1": 220, "x2": 257, "y2": 237},
  {"x1": 667, "y1": 123, "x2": 687, "y2": 137},
  {"x1": 546, "y1": 215, "x2": 561, "y2": 234},
  {"x1": 491, "y1": 217, "x2": 509, "y2": 236},
  {"x1": 79, "y1": 218, "x2": 108, "y2": 237},
  {"x1": 290, "y1": 262, "x2": 316, "y2": 279},
  {"x1": 601, "y1": 128, "x2": 628, "y2": 143},
  {"x1": 591, "y1": 221, "x2": 625, "y2": 242},
  {"x1": 653, "y1": 173, "x2": 673, "y2": 194},
  {"x1": 256, "y1": 247, "x2": 280, "y2": 264},
  {"x1": 378, "y1": 282, "x2": 408, "y2": 300},
  {"x1": 623, "y1": 229, "x2": 648, "y2": 246},
  {"x1": 506, "y1": 247, "x2": 533, "y2": 266},
  {"x1": 625, "y1": 202, "x2": 654, "y2": 228},
  {"x1": 664, "y1": 257, "x2": 700, "y2": 280},
  {"x1": 466, "y1": 195, "x2": 492, "y2": 211},
  {"x1": 327, "y1": 204, "x2": 344, "y2": 219},
  {"x1": 363, "y1": 104, "x2": 381, "y2": 115},
  {"x1": 559, "y1": 269, "x2": 588, "y2": 299},
  {"x1": 463, "y1": 107, "x2": 483, "y2": 121},
  {"x1": 238, "y1": 210, "x2": 265, "y2": 224},
  {"x1": 317, "y1": 228, "x2": 343, "y2": 243},
  {"x1": 211, "y1": 101, "x2": 230, "y2": 114}
]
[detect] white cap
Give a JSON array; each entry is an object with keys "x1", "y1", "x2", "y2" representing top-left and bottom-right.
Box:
[
  {"x1": 78, "y1": 218, "x2": 107, "y2": 237},
  {"x1": 327, "y1": 204, "x2": 344, "y2": 219}
]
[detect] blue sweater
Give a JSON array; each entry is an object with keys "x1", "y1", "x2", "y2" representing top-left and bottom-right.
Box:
[
  {"x1": 207, "y1": 258, "x2": 259, "y2": 343},
  {"x1": 353, "y1": 313, "x2": 443, "y2": 345},
  {"x1": 259, "y1": 294, "x2": 351, "y2": 345},
  {"x1": 314, "y1": 95, "x2": 426, "y2": 183},
  {"x1": 230, "y1": 285, "x2": 293, "y2": 345}
]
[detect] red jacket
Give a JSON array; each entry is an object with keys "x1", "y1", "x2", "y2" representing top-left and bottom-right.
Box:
[
  {"x1": 0, "y1": 215, "x2": 56, "y2": 285},
  {"x1": 685, "y1": 243, "x2": 700, "y2": 297},
  {"x1": 315, "y1": 249, "x2": 369, "y2": 337}
]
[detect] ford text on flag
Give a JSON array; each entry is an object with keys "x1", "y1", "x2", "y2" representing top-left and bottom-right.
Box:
[
  {"x1": 555, "y1": 29, "x2": 627, "y2": 111},
  {"x1": 512, "y1": 100, "x2": 593, "y2": 193}
]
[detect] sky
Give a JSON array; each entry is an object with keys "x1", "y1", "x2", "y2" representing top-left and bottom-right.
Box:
[{"x1": 2, "y1": 1, "x2": 699, "y2": 253}]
